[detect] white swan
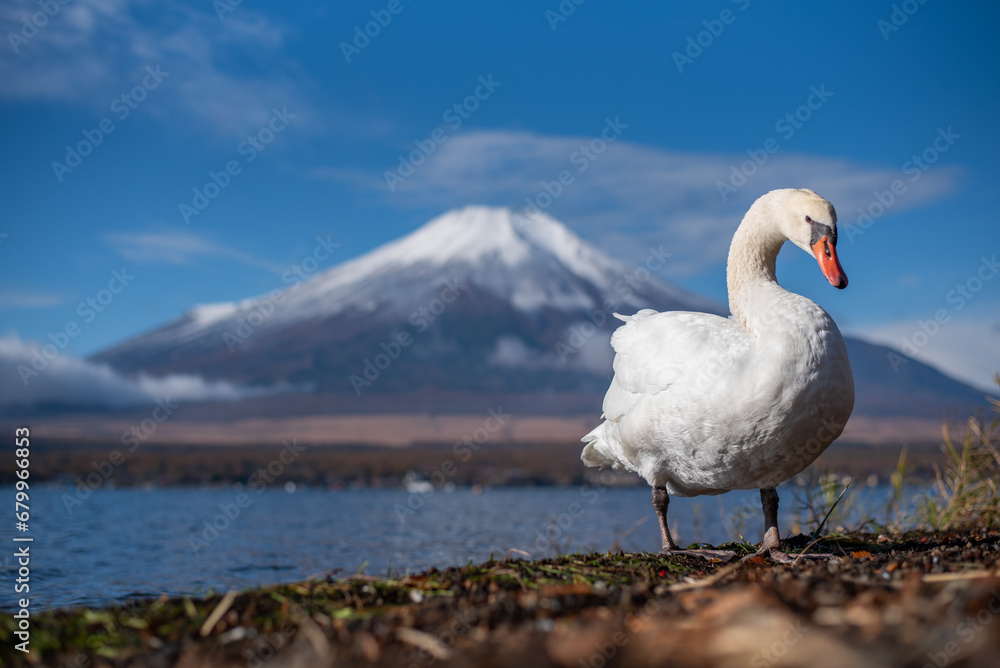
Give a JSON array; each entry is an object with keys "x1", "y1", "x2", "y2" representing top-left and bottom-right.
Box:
[{"x1": 582, "y1": 188, "x2": 854, "y2": 562}]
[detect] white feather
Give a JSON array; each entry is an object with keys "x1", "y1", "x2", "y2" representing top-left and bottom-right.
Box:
[{"x1": 582, "y1": 188, "x2": 855, "y2": 498}]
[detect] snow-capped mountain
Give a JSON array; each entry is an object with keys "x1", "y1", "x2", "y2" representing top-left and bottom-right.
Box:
[
  {"x1": 91, "y1": 207, "x2": 722, "y2": 395},
  {"x1": 90, "y1": 206, "x2": 992, "y2": 418}
]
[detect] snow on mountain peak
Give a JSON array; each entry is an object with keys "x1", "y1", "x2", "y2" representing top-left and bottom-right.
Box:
[
  {"x1": 188, "y1": 302, "x2": 240, "y2": 327},
  {"x1": 389, "y1": 206, "x2": 531, "y2": 266},
  {"x1": 375, "y1": 205, "x2": 634, "y2": 308},
  {"x1": 368, "y1": 205, "x2": 589, "y2": 270},
  {"x1": 274, "y1": 205, "x2": 621, "y2": 314}
]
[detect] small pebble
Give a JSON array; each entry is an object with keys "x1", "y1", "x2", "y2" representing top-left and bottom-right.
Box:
[{"x1": 218, "y1": 626, "x2": 249, "y2": 644}]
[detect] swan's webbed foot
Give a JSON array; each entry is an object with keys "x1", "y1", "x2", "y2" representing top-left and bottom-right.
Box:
[
  {"x1": 745, "y1": 488, "x2": 840, "y2": 564},
  {"x1": 662, "y1": 547, "x2": 737, "y2": 563},
  {"x1": 741, "y1": 518, "x2": 795, "y2": 563},
  {"x1": 741, "y1": 545, "x2": 794, "y2": 564},
  {"x1": 651, "y1": 487, "x2": 737, "y2": 562},
  {"x1": 741, "y1": 546, "x2": 839, "y2": 564}
]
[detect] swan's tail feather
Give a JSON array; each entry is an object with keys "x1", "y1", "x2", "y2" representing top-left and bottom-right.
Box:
[
  {"x1": 613, "y1": 309, "x2": 658, "y2": 324},
  {"x1": 581, "y1": 421, "x2": 628, "y2": 471}
]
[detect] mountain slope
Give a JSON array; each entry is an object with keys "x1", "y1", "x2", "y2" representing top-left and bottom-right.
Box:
[
  {"x1": 91, "y1": 207, "x2": 721, "y2": 395},
  {"x1": 843, "y1": 337, "x2": 991, "y2": 418}
]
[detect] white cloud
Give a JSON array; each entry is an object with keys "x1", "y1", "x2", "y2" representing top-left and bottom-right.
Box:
[
  {"x1": 847, "y1": 310, "x2": 1000, "y2": 393},
  {"x1": 0, "y1": 333, "x2": 280, "y2": 407},
  {"x1": 572, "y1": 330, "x2": 615, "y2": 376},
  {"x1": 0, "y1": 290, "x2": 62, "y2": 310},
  {"x1": 0, "y1": 0, "x2": 309, "y2": 137},
  {"x1": 487, "y1": 336, "x2": 538, "y2": 367},
  {"x1": 316, "y1": 129, "x2": 960, "y2": 274},
  {"x1": 105, "y1": 230, "x2": 284, "y2": 273},
  {"x1": 486, "y1": 331, "x2": 614, "y2": 376}
]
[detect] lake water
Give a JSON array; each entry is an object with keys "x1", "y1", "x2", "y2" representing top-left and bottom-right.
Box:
[{"x1": 0, "y1": 483, "x2": 899, "y2": 611}]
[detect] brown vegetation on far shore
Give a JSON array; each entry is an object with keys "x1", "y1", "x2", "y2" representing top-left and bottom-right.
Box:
[{"x1": 1, "y1": 412, "x2": 951, "y2": 448}]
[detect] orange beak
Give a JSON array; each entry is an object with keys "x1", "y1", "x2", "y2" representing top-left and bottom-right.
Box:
[{"x1": 811, "y1": 236, "x2": 848, "y2": 289}]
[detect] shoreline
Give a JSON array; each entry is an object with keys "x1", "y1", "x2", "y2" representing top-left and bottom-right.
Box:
[
  {"x1": 0, "y1": 439, "x2": 947, "y2": 489},
  {"x1": 2, "y1": 530, "x2": 998, "y2": 667}
]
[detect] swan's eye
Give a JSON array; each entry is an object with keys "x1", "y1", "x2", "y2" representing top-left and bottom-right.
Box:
[{"x1": 805, "y1": 215, "x2": 814, "y2": 224}]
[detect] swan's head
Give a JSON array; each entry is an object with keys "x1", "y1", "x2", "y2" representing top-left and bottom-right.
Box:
[{"x1": 775, "y1": 188, "x2": 848, "y2": 289}]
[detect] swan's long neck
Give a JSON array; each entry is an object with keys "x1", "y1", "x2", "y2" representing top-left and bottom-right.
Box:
[{"x1": 726, "y1": 202, "x2": 787, "y2": 332}]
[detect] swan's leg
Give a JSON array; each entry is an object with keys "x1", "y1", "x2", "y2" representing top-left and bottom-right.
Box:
[
  {"x1": 652, "y1": 486, "x2": 677, "y2": 550},
  {"x1": 653, "y1": 486, "x2": 735, "y2": 562},
  {"x1": 756, "y1": 487, "x2": 793, "y2": 563},
  {"x1": 743, "y1": 487, "x2": 838, "y2": 563}
]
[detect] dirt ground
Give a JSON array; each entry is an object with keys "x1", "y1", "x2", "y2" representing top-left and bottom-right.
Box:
[{"x1": 3, "y1": 529, "x2": 1000, "y2": 668}]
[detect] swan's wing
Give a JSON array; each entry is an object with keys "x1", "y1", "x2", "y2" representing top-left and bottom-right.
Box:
[{"x1": 601, "y1": 310, "x2": 751, "y2": 421}]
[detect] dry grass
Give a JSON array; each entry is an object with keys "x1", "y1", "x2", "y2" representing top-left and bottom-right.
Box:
[
  {"x1": 920, "y1": 376, "x2": 1000, "y2": 531},
  {"x1": 791, "y1": 376, "x2": 1000, "y2": 539}
]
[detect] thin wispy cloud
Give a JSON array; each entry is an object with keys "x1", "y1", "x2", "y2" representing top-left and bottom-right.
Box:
[
  {"x1": 0, "y1": 0, "x2": 310, "y2": 137},
  {"x1": 315, "y1": 129, "x2": 961, "y2": 273},
  {"x1": 0, "y1": 290, "x2": 63, "y2": 310},
  {"x1": 0, "y1": 333, "x2": 279, "y2": 407},
  {"x1": 105, "y1": 230, "x2": 284, "y2": 274}
]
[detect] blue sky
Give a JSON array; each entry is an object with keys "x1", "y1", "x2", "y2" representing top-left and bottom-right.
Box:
[{"x1": 0, "y1": 0, "x2": 998, "y2": 393}]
